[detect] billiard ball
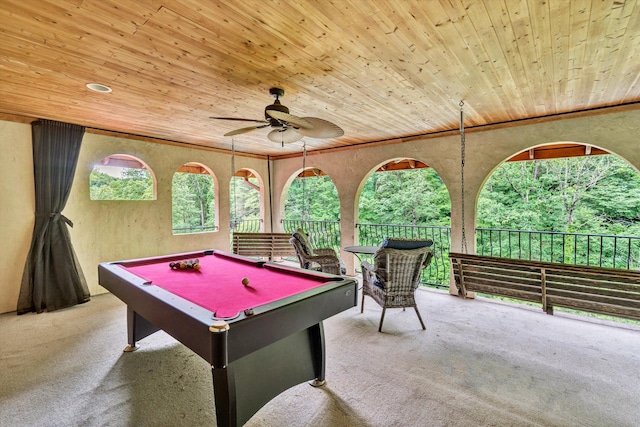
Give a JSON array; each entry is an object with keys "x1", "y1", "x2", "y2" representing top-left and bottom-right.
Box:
[
  {"x1": 193, "y1": 263, "x2": 201, "y2": 271},
  {"x1": 241, "y1": 277, "x2": 250, "y2": 286}
]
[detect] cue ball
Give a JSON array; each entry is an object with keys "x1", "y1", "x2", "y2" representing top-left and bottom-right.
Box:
[{"x1": 241, "y1": 277, "x2": 250, "y2": 286}]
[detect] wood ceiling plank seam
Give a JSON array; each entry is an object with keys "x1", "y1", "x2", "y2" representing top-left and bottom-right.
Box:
[
  {"x1": 576, "y1": 0, "x2": 617, "y2": 108},
  {"x1": 0, "y1": 11, "x2": 123, "y2": 62},
  {"x1": 526, "y1": 0, "x2": 556, "y2": 114},
  {"x1": 437, "y1": 0, "x2": 497, "y2": 87},
  {"x1": 503, "y1": 0, "x2": 546, "y2": 116},
  {"x1": 565, "y1": 0, "x2": 591, "y2": 110},
  {"x1": 548, "y1": 0, "x2": 572, "y2": 112},
  {"x1": 357, "y1": 13, "x2": 461, "y2": 126},
  {"x1": 141, "y1": 4, "x2": 336, "y2": 93},
  {"x1": 128, "y1": 20, "x2": 261, "y2": 84},
  {"x1": 478, "y1": 0, "x2": 530, "y2": 119},
  {"x1": 451, "y1": 0, "x2": 524, "y2": 123},
  {"x1": 73, "y1": 0, "x2": 151, "y2": 34},
  {"x1": 83, "y1": 0, "x2": 161, "y2": 26},
  {"x1": 232, "y1": 2, "x2": 334, "y2": 55},
  {"x1": 380, "y1": 7, "x2": 470, "y2": 97},
  {"x1": 0, "y1": 0, "x2": 137, "y2": 48},
  {"x1": 179, "y1": 1, "x2": 319, "y2": 70},
  {"x1": 589, "y1": 0, "x2": 637, "y2": 105},
  {"x1": 602, "y1": 0, "x2": 640, "y2": 102},
  {"x1": 0, "y1": 2, "x2": 167, "y2": 90},
  {"x1": 379, "y1": 2, "x2": 477, "y2": 118},
  {"x1": 119, "y1": 10, "x2": 301, "y2": 100},
  {"x1": 0, "y1": 42, "x2": 119, "y2": 90}
]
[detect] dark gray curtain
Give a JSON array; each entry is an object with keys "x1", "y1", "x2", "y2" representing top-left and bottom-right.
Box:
[{"x1": 17, "y1": 120, "x2": 90, "y2": 314}]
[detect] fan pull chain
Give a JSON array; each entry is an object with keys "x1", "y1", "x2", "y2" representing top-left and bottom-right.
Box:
[
  {"x1": 302, "y1": 141, "x2": 308, "y2": 221},
  {"x1": 459, "y1": 101, "x2": 468, "y2": 254},
  {"x1": 231, "y1": 138, "x2": 237, "y2": 230}
]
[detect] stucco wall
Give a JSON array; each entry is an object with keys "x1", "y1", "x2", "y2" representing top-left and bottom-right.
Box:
[
  {"x1": 0, "y1": 124, "x2": 270, "y2": 313},
  {"x1": 1, "y1": 109, "x2": 638, "y2": 313},
  {"x1": 0, "y1": 121, "x2": 35, "y2": 314},
  {"x1": 272, "y1": 109, "x2": 640, "y2": 279}
]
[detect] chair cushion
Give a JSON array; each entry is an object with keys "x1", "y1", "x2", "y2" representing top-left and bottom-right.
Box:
[
  {"x1": 381, "y1": 238, "x2": 433, "y2": 250},
  {"x1": 292, "y1": 229, "x2": 314, "y2": 256},
  {"x1": 373, "y1": 276, "x2": 385, "y2": 289}
]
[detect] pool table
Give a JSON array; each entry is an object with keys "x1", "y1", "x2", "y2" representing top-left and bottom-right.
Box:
[{"x1": 98, "y1": 249, "x2": 357, "y2": 427}]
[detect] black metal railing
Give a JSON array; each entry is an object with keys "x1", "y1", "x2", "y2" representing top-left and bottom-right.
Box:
[
  {"x1": 357, "y1": 223, "x2": 452, "y2": 287},
  {"x1": 230, "y1": 218, "x2": 262, "y2": 233},
  {"x1": 282, "y1": 219, "x2": 341, "y2": 250},
  {"x1": 477, "y1": 228, "x2": 640, "y2": 270},
  {"x1": 230, "y1": 219, "x2": 640, "y2": 285},
  {"x1": 172, "y1": 225, "x2": 218, "y2": 234}
]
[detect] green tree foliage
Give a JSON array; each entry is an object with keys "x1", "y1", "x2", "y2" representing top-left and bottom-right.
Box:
[
  {"x1": 230, "y1": 176, "x2": 261, "y2": 225},
  {"x1": 284, "y1": 175, "x2": 340, "y2": 221},
  {"x1": 358, "y1": 168, "x2": 451, "y2": 226},
  {"x1": 478, "y1": 155, "x2": 640, "y2": 236},
  {"x1": 89, "y1": 168, "x2": 153, "y2": 200},
  {"x1": 171, "y1": 172, "x2": 215, "y2": 234},
  {"x1": 283, "y1": 168, "x2": 451, "y2": 225}
]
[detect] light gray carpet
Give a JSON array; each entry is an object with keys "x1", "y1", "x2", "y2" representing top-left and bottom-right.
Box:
[{"x1": 1, "y1": 287, "x2": 639, "y2": 427}]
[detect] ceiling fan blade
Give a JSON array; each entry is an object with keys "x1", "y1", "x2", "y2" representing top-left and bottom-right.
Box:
[
  {"x1": 224, "y1": 125, "x2": 268, "y2": 137},
  {"x1": 265, "y1": 110, "x2": 313, "y2": 129},
  {"x1": 297, "y1": 117, "x2": 344, "y2": 139},
  {"x1": 267, "y1": 128, "x2": 303, "y2": 144},
  {"x1": 211, "y1": 117, "x2": 268, "y2": 124}
]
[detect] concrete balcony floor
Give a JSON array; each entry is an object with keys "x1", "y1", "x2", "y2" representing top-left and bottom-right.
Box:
[{"x1": 1, "y1": 284, "x2": 639, "y2": 426}]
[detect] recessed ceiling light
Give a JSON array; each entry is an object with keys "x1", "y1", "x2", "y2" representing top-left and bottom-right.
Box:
[{"x1": 86, "y1": 83, "x2": 112, "y2": 93}]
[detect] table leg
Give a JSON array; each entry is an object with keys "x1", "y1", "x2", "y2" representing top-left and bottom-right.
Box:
[
  {"x1": 125, "y1": 307, "x2": 160, "y2": 352},
  {"x1": 308, "y1": 321, "x2": 326, "y2": 386}
]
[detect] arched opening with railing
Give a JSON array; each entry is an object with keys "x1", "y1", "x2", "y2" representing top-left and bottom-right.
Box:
[
  {"x1": 476, "y1": 142, "x2": 640, "y2": 270},
  {"x1": 281, "y1": 166, "x2": 341, "y2": 251},
  {"x1": 171, "y1": 162, "x2": 219, "y2": 235},
  {"x1": 229, "y1": 168, "x2": 265, "y2": 232},
  {"x1": 354, "y1": 158, "x2": 452, "y2": 287}
]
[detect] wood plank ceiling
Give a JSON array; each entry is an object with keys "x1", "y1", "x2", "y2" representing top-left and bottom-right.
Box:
[{"x1": 1, "y1": 0, "x2": 639, "y2": 158}]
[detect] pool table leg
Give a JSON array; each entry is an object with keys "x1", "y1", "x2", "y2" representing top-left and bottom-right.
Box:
[
  {"x1": 308, "y1": 321, "x2": 326, "y2": 387},
  {"x1": 211, "y1": 365, "x2": 237, "y2": 427},
  {"x1": 124, "y1": 307, "x2": 160, "y2": 352}
]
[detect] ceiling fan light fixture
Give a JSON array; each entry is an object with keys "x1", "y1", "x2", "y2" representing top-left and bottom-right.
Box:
[
  {"x1": 268, "y1": 127, "x2": 303, "y2": 144},
  {"x1": 212, "y1": 87, "x2": 343, "y2": 144}
]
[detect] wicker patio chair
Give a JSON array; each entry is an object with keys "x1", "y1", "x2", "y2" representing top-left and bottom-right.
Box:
[
  {"x1": 361, "y1": 246, "x2": 433, "y2": 332},
  {"x1": 289, "y1": 229, "x2": 342, "y2": 275}
]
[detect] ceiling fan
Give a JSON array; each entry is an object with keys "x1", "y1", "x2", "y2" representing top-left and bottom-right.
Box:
[{"x1": 210, "y1": 87, "x2": 344, "y2": 145}]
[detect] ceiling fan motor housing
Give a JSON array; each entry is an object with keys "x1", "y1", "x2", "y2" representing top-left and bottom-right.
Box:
[{"x1": 265, "y1": 100, "x2": 289, "y2": 126}]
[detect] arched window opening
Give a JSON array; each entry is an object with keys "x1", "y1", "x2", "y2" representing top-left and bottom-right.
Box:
[
  {"x1": 356, "y1": 158, "x2": 451, "y2": 287},
  {"x1": 172, "y1": 163, "x2": 217, "y2": 235},
  {"x1": 477, "y1": 144, "x2": 640, "y2": 269},
  {"x1": 283, "y1": 167, "x2": 340, "y2": 249},
  {"x1": 358, "y1": 159, "x2": 450, "y2": 227},
  {"x1": 90, "y1": 154, "x2": 156, "y2": 200},
  {"x1": 230, "y1": 169, "x2": 263, "y2": 232}
]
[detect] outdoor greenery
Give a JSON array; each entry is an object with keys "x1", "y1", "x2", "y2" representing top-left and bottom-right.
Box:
[
  {"x1": 478, "y1": 155, "x2": 640, "y2": 236},
  {"x1": 230, "y1": 176, "x2": 261, "y2": 228},
  {"x1": 283, "y1": 167, "x2": 452, "y2": 225},
  {"x1": 90, "y1": 154, "x2": 640, "y2": 240},
  {"x1": 171, "y1": 172, "x2": 216, "y2": 234},
  {"x1": 89, "y1": 167, "x2": 153, "y2": 200}
]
